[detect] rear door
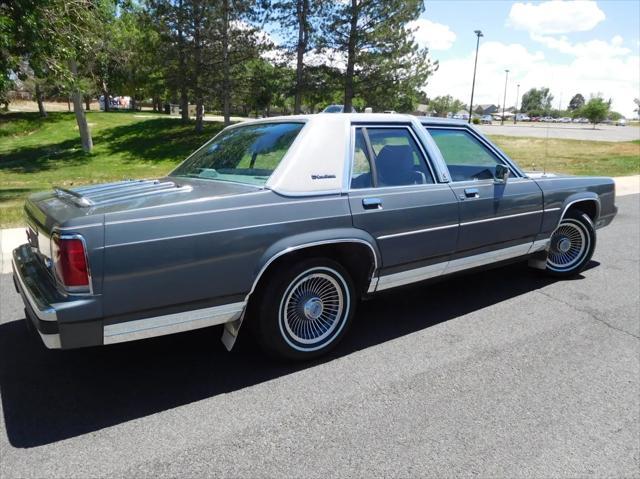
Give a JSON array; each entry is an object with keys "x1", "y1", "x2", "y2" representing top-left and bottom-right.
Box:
[
  {"x1": 426, "y1": 127, "x2": 543, "y2": 266},
  {"x1": 348, "y1": 125, "x2": 459, "y2": 290}
]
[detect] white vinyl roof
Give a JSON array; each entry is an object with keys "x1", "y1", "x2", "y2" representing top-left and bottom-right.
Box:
[{"x1": 225, "y1": 113, "x2": 445, "y2": 196}]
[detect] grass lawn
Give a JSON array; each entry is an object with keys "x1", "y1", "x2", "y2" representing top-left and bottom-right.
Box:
[
  {"x1": 1, "y1": 111, "x2": 639, "y2": 227},
  {"x1": 489, "y1": 135, "x2": 640, "y2": 176},
  {"x1": 1, "y1": 111, "x2": 224, "y2": 227}
]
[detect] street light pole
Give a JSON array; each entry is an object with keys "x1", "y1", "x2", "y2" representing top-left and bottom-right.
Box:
[
  {"x1": 468, "y1": 30, "x2": 483, "y2": 123},
  {"x1": 501, "y1": 69, "x2": 509, "y2": 126},
  {"x1": 514, "y1": 83, "x2": 520, "y2": 125}
]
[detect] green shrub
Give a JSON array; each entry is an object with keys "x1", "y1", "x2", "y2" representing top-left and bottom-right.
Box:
[{"x1": 472, "y1": 117, "x2": 480, "y2": 125}]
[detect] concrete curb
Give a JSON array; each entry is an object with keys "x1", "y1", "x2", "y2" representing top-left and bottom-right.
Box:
[{"x1": 2, "y1": 175, "x2": 639, "y2": 274}]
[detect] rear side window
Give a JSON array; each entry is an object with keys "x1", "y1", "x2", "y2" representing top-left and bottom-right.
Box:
[
  {"x1": 428, "y1": 128, "x2": 504, "y2": 182},
  {"x1": 350, "y1": 127, "x2": 434, "y2": 188}
]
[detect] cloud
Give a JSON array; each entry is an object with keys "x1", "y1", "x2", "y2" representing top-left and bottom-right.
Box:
[
  {"x1": 532, "y1": 34, "x2": 631, "y2": 58},
  {"x1": 508, "y1": 1, "x2": 605, "y2": 35},
  {"x1": 408, "y1": 19, "x2": 457, "y2": 51},
  {"x1": 424, "y1": 40, "x2": 640, "y2": 117}
]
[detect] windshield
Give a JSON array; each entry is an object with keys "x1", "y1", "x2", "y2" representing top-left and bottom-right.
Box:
[
  {"x1": 170, "y1": 122, "x2": 305, "y2": 186},
  {"x1": 323, "y1": 105, "x2": 343, "y2": 113}
]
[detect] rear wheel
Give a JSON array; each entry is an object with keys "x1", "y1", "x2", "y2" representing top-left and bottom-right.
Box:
[
  {"x1": 252, "y1": 258, "x2": 356, "y2": 360},
  {"x1": 545, "y1": 210, "x2": 596, "y2": 277}
]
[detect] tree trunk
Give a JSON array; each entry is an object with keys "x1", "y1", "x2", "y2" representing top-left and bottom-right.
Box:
[
  {"x1": 67, "y1": 97, "x2": 71, "y2": 111},
  {"x1": 35, "y1": 82, "x2": 47, "y2": 117},
  {"x1": 293, "y1": 0, "x2": 309, "y2": 114},
  {"x1": 222, "y1": 0, "x2": 231, "y2": 126},
  {"x1": 343, "y1": 0, "x2": 358, "y2": 111},
  {"x1": 85, "y1": 98, "x2": 91, "y2": 111},
  {"x1": 178, "y1": 0, "x2": 190, "y2": 123},
  {"x1": 102, "y1": 84, "x2": 110, "y2": 112},
  {"x1": 70, "y1": 60, "x2": 93, "y2": 153},
  {"x1": 194, "y1": 4, "x2": 204, "y2": 133}
]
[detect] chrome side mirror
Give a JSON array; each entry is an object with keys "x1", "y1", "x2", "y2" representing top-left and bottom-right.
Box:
[{"x1": 496, "y1": 164, "x2": 510, "y2": 183}]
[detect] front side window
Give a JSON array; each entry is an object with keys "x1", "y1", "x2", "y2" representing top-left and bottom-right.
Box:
[
  {"x1": 171, "y1": 122, "x2": 304, "y2": 186},
  {"x1": 428, "y1": 128, "x2": 505, "y2": 182},
  {"x1": 350, "y1": 127, "x2": 434, "y2": 188}
]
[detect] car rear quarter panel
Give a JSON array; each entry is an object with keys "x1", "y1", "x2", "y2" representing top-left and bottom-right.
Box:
[
  {"x1": 533, "y1": 176, "x2": 616, "y2": 236},
  {"x1": 100, "y1": 191, "x2": 355, "y2": 322}
]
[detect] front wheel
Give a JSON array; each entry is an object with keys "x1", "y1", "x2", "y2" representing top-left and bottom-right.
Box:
[
  {"x1": 252, "y1": 258, "x2": 356, "y2": 360},
  {"x1": 545, "y1": 210, "x2": 596, "y2": 277}
]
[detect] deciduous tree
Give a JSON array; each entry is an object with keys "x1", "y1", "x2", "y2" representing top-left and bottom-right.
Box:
[
  {"x1": 568, "y1": 93, "x2": 585, "y2": 111},
  {"x1": 520, "y1": 87, "x2": 554, "y2": 116},
  {"x1": 580, "y1": 96, "x2": 610, "y2": 128}
]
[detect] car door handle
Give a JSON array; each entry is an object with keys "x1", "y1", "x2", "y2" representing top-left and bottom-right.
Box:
[
  {"x1": 463, "y1": 188, "x2": 480, "y2": 199},
  {"x1": 362, "y1": 197, "x2": 382, "y2": 210}
]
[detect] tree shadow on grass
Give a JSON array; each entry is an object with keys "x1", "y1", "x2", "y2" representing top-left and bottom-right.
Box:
[
  {"x1": 0, "y1": 112, "x2": 72, "y2": 138},
  {"x1": 0, "y1": 188, "x2": 35, "y2": 202},
  {"x1": 96, "y1": 118, "x2": 224, "y2": 164},
  {"x1": 0, "y1": 261, "x2": 598, "y2": 448},
  {"x1": 0, "y1": 139, "x2": 90, "y2": 174},
  {"x1": 0, "y1": 114, "x2": 223, "y2": 174}
]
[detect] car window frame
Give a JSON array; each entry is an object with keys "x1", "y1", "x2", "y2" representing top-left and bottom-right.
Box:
[
  {"x1": 425, "y1": 125, "x2": 526, "y2": 183},
  {"x1": 348, "y1": 124, "x2": 438, "y2": 190}
]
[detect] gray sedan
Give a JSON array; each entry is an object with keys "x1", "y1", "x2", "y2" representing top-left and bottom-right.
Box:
[{"x1": 12, "y1": 114, "x2": 617, "y2": 360}]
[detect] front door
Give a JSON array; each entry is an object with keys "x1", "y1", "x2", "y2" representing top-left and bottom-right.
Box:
[
  {"x1": 348, "y1": 125, "x2": 460, "y2": 290},
  {"x1": 426, "y1": 127, "x2": 544, "y2": 270}
]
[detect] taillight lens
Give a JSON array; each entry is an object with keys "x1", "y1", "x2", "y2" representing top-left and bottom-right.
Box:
[{"x1": 51, "y1": 235, "x2": 90, "y2": 291}]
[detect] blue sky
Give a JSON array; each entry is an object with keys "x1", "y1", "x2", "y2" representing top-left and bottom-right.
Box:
[{"x1": 414, "y1": 1, "x2": 639, "y2": 116}]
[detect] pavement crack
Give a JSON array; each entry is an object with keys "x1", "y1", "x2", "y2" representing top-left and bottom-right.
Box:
[{"x1": 535, "y1": 289, "x2": 640, "y2": 341}]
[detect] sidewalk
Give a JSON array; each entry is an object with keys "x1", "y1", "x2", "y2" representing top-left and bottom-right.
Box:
[{"x1": 2, "y1": 176, "x2": 639, "y2": 274}]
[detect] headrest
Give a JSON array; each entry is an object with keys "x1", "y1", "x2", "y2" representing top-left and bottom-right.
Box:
[{"x1": 376, "y1": 145, "x2": 415, "y2": 186}]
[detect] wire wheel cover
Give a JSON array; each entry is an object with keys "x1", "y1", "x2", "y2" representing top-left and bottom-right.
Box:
[
  {"x1": 281, "y1": 271, "x2": 346, "y2": 346},
  {"x1": 547, "y1": 219, "x2": 589, "y2": 271}
]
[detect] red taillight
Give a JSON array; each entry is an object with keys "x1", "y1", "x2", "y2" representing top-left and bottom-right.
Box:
[{"x1": 52, "y1": 235, "x2": 90, "y2": 290}]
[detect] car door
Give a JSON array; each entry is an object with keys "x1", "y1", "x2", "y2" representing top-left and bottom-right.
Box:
[
  {"x1": 426, "y1": 127, "x2": 543, "y2": 270},
  {"x1": 348, "y1": 125, "x2": 460, "y2": 290}
]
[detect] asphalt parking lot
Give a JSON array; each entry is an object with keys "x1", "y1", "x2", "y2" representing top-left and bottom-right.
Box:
[
  {"x1": 1, "y1": 194, "x2": 638, "y2": 478},
  {"x1": 478, "y1": 122, "x2": 640, "y2": 142}
]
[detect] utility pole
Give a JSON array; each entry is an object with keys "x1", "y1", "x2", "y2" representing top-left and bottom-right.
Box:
[
  {"x1": 501, "y1": 69, "x2": 509, "y2": 126},
  {"x1": 468, "y1": 30, "x2": 483, "y2": 123},
  {"x1": 514, "y1": 83, "x2": 520, "y2": 124}
]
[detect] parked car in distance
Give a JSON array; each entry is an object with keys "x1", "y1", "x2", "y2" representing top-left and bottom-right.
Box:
[
  {"x1": 616, "y1": 118, "x2": 627, "y2": 126},
  {"x1": 515, "y1": 114, "x2": 530, "y2": 121},
  {"x1": 480, "y1": 115, "x2": 493, "y2": 124},
  {"x1": 322, "y1": 104, "x2": 357, "y2": 113},
  {"x1": 12, "y1": 115, "x2": 617, "y2": 360},
  {"x1": 530, "y1": 116, "x2": 541, "y2": 122}
]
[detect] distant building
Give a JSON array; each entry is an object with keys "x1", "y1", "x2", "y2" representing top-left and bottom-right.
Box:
[{"x1": 474, "y1": 104, "x2": 499, "y2": 115}]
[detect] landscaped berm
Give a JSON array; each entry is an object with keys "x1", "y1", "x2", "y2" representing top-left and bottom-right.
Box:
[{"x1": 1, "y1": 111, "x2": 639, "y2": 228}]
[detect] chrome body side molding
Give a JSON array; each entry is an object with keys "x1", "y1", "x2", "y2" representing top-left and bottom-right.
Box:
[
  {"x1": 377, "y1": 262, "x2": 447, "y2": 291},
  {"x1": 103, "y1": 301, "x2": 245, "y2": 345},
  {"x1": 375, "y1": 239, "x2": 550, "y2": 292},
  {"x1": 377, "y1": 223, "x2": 458, "y2": 240},
  {"x1": 444, "y1": 243, "x2": 533, "y2": 274}
]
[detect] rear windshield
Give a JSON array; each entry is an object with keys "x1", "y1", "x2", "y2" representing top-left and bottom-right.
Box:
[{"x1": 170, "y1": 122, "x2": 305, "y2": 186}]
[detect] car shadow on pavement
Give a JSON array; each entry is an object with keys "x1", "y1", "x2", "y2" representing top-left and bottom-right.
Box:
[{"x1": 0, "y1": 261, "x2": 598, "y2": 448}]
